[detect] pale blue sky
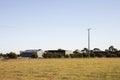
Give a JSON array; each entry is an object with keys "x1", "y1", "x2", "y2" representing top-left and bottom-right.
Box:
[{"x1": 0, "y1": 0, "x2": 120, "y2": 53}]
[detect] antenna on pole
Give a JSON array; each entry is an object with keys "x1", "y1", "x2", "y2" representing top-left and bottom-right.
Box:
[{"x1": 88, "y1": 28, "x2": 91, "y2": 58}]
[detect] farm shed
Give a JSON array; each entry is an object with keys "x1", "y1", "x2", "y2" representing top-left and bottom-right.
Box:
[{"x1": 20, "y1": 49, "x2": 44, "y2": 58}]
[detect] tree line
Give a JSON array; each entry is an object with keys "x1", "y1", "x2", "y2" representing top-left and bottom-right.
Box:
[
  {"x1": 0, "y1": 52, "x2": 18, "y2": 59},
  {"x1": 0, "y1": 46, "x2": 120, "y2": 59},
  {"x1": 43, "y1": 46, "x2": 120, "y2": 58}
]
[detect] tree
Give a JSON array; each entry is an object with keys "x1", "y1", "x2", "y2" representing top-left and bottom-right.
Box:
[
  {"x1": 94, "y1": 52, "x2": 105, "y2": 57},
  {"x1": 73, "y1": 49, "x2": 81, "y2": 54},
  {"x1": 104, "y1": 46, "x2": 119, "y2": 57},
  {"x1": 81, "y1": 48, "x2": 88, "y2": 53},
  {"x1": 2, "y1": 54, "x2": 8, "y2": 58},
  {"x1": 108, "y1": 46, "x2": 118, "y2": 52},
  {"x1": 117, "y1": 51, "x2": 120, "y2": 57},
  {"x1": 42, "y1": 52, "x2": 62, "y2": 58},
  {"x1": 0, "y1": 53, "x2": 2, "y2": 58},
  {"x1": 90, "y1": 53, "x2": 95, "y2": 57},
  {"x1": 72, "y1": 49, "x2": 83, "y2": 58},
  {"x1": 64, "y1": 54, "x2": 70, "y2": 58},
  {"x1": 83, "y1": 53, "x2": 89, "y2": 57},
  {"x1": 93, "y1": 48, "x2": 101, "y2": 52},
  {"x1": 7, "y1": 52, "x2": 17, "y2": 59},
  {"x1": 111, "y1": 54, "x2": 117, "y2": 57},
  {"x1": 31, "y1": 53, "x2": 38, "y2": 58}
]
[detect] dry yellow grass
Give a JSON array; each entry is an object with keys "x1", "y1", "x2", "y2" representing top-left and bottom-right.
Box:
[{"x1": 0, "y1": 58, "x2": 120, "y2": 80}]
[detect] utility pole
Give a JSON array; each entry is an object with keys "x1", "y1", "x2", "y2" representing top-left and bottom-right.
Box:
[{"x1": 88, "y1": 28, "x2": 91, "y2": 58}]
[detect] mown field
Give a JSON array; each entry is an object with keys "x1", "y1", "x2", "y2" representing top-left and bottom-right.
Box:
[{"x1": 0, "y1": 58, "x2": 120, "y2": 80}]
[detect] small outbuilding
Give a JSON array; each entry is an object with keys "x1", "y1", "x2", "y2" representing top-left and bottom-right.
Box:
[{"x1": 20, "y1": 49, "x2": 44, "y2": 58}]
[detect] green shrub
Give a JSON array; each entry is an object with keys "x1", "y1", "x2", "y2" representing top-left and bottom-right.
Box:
[
  {"x1": 7, "y1": 52, "x2": 17, "y2": 59},
  {"x1": 31, "y1": 53, "x2": 38, "y2": 58}
]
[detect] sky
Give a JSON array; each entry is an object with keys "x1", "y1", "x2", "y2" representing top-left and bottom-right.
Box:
[{"x1": 0, "y1": 0, "x2": 120, "y2": 54}]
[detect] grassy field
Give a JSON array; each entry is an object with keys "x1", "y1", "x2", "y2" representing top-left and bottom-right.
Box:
[{"x1": 0, "y1": 58, "x2": 120, "y2": 80}]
